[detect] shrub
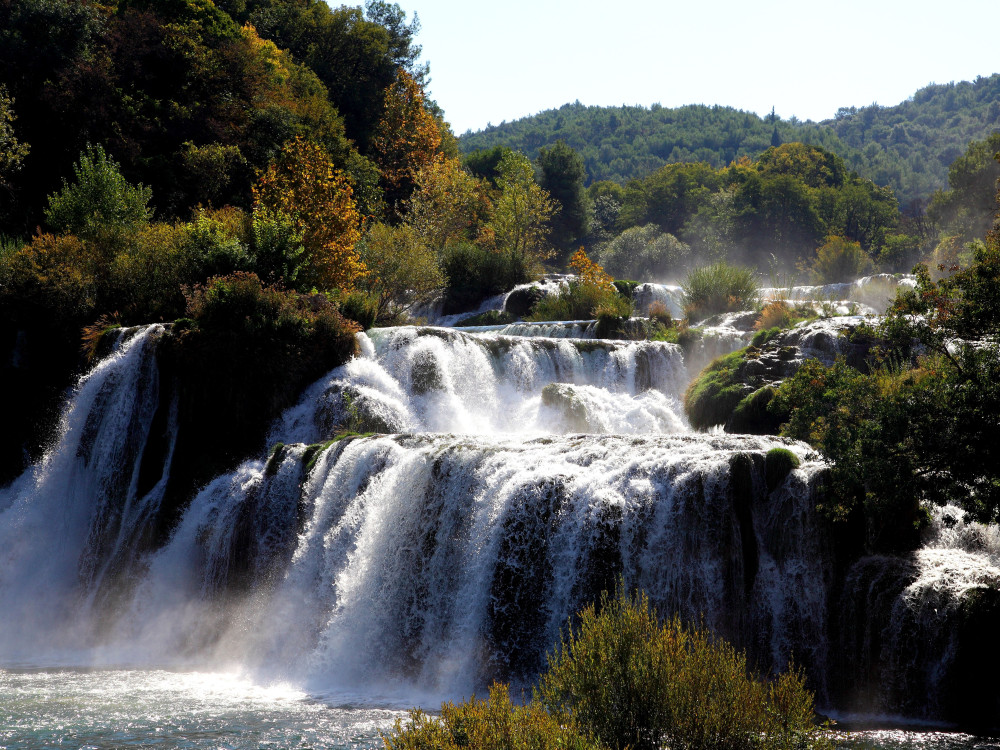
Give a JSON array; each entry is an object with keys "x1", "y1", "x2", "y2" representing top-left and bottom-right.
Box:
[
  {"x1": 0, "y1": 232, "x2": 98, "y2": 321},
  {"x1": 756, "y1": 300, "x2": 793, "y2": 330},
  {"x1": 647, "y1": 300, "x2": 672, "y2": 327},
  {"x1": 811, "y1": 236, "x2": 872, "y2": 284},
  {"x1": 107, "y1": 222, "x2": 189, "y2": 321},
  {"x1": 44, "y1": 144, "x2": 152, "y2": 241},
  {"x1": 536, "y1": 588, "x2": 829, "y2": 750},
  {"x1": 440, "y1": 241, "x2": 532, "y2": 314},
  {"x1": 357, "y1": 222, "x2": 446, "y2": 322},
  {"x1": 182, "y1": 208, "x2": 253, "y2": 280},
  {"x1": 682, "y1": 262, "x2": 759, "y2": 321},
  {"x1": 384, "y1": 683, "x2": 600, "y2": 750},
  {"x1": 528, "y1": 281, "x2": 631, "y2": 322}
]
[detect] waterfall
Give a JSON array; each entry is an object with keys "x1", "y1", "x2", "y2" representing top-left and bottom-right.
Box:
[
  {"x1": 0, "y1": 325, "x2": 169, "y2": 657},
  {"x1": 272, "y1": 327, "x2": 690, "y2": 441},
  {"x1": 101, "y1": 432, "x2": 828, "y2": 703},
  {"x1": 1, "y1": 320, "x2": 998, "y2": 723}
]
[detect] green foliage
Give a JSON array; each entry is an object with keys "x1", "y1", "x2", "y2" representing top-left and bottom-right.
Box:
[
  {"x1": 683, "y1": 350, "x2": 749, "y2": 430},
  {"x1": 440, "y1": 242, "x2": 532, "y2": 315},
  {"x1": 927, "y1": 132, "x2": 1000, "y2": 246},
  {"x1": 487, "y1": 151, "x2": 556, "y2": 271},
  {"x1": 528, "y1": 281, "x2": 631, "y2": 323},
  {"x1": 0, "y1": 84, "x2": 28, "y2": 191},
  {"x1": 384, "y1": 683, "x2": 600, "y2": 750},
  {"x1": 810, "y1": 236, "x2": 872, "y2": 284},
  {"x1": 682, "y1": 262, "x2": 760, "y2": 320},
  {"x1": 44, "y1": 145, "x2": 153, "y2": 241},
  {"x1": 337, "y1": 289, "x2": 379, "y2": 330},
  {"x1": 597, "y1": 224, "x2": 692, "y2": 281},
  {"x1": 772, "y1": 235, "x2": 1000, "y2": 534},
  {"x1": 536, "y1": 140, "x2": 589, "y2": 255},
  {"x1": 459, "y1": 76, "x2": 1000, "y2": 206},
  {"x1": 536, "y1": 588, "x2": 829, "y2": 750},
  {"x1": 357, "y1": 222, "x2": 446, "y2": 322},
  {"x1": 250, "y1": 206, "x2": 308, "y2": 286}
]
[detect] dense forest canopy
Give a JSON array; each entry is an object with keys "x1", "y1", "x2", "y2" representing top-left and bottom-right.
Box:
[{"x1": 458, "y1": 75, "x2": 1000, "y2": 207}]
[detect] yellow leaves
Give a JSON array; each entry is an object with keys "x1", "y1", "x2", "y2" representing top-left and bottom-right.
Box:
[
  {"x1": 371, "y1": 69, "x2": 444, "y2": 213},
  {"x1": 569, "y1": 248, "x2": 614, "y2": 290},
  {"x1": 253, "y1": 137, "x2": 364, "y2": 291}
]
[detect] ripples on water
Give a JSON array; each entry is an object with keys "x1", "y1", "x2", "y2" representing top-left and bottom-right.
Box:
[
  {"x1": 2, "y1": 668, "x2": 997, "y2": 750},
  {"x1": 0, "y1": 668, "x2": 404, "y2": 750}
]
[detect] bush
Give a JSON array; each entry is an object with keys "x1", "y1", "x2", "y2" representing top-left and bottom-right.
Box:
[
  {"x1": 811, "y1": 236, "x2": 872, "y2": 284},
  {"x1": 597, "y1": 224, "x2": 692, "y2": 281},
  {"x1": 440, "y1": 241, "x2": 532, "y2": 315},
  {"x1": 682, "y1": 262, "x2": 759, "y2": 321},
  {"x1": 44, "y1": 144, "x2": 152, "y2": 241},
  {"x1": 528, "y1": 281, "x2": 631, "y2": 322},
  {"x1": 765, "y1": 446, "x2": 801, "y2": 491},
  {"x1": 383, "y1": 683, "x2": 600, "y2": 750},
  {"x1": 536, "y1": 588, "x2": 829, "y2": 750}
]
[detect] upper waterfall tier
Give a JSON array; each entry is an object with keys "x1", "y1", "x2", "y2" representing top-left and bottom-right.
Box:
[{"x1": 273, "y1": 327, "x2": 691, "y2": 441}]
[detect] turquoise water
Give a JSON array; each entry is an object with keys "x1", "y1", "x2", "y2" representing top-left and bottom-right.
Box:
[{"x1": 1, "y1": 667, "x2": 997, "y2": 750}]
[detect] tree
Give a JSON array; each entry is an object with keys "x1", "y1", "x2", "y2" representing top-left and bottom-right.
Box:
[
  {"x1": 0, "y1": 85, "x2": 28, "y2": 195},
  {"x1": 536, "y1": 140, "x2": 588, "y2": 255},
  {"x1": 927, "y1": 133, "x2": 1000, "y2": 245},
  {"x1": 252, "y1": 137, "x2": 364, "y2": 291},
  {"x1": 486, "y1": 151, "x2": 555, "y2": 271},
  {"x1": 357, "y1": 222, "x2": 444, "y2": 321},
  {"x1": 44, "y1": 144, "x2": 152, "y2": 241},
  {"x1": 406, "y1": 157, "x2": 489, "y2": 250},
  {"x1": 371, "y1": 68, "x2": 443, "y2": 217}
]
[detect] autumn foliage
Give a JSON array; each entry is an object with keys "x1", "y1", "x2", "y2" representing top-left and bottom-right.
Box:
[
  {"x1": 372, "y1": 69, "x2": 444, "y2": 215},
  {"x1": 253, "y1": 137, "x2": 364, "y2": 290}
]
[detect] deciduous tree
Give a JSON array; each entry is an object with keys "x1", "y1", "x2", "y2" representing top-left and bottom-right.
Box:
[{"x1": 253, "y1": 137, "x2": 364, "y2": 290}]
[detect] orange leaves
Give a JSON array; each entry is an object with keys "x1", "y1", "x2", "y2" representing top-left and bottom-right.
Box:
[
  {"x1": 569, "y1": 248, "x2": 613, "y2": 290},
  {"x1": 371, "y1": 69, "x2": 444, "y2": 214},
  {"x1": 253, "y1": 137, "x2": 364, "y2": 291}
]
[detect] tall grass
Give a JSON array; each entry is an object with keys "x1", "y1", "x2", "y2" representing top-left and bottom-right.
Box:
[{"x1": 682, "y1": 262, "x2": 760, "y2": 321}]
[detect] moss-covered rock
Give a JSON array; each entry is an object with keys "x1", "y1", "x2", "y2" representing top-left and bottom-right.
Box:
[
  {"x1": 411, "y1": 350, "x2": 445, "y2": 394},
  {"x1": 764, "y1": 447, "x2": 801, "y2": 491},
  {"x1": 684, "y1": 350, "x2": 755, "y2": 430}
]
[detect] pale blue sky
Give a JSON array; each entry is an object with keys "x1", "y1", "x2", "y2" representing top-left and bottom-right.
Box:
[{"x1": 394, "y1": 0, "x2": 999, "y2": 134}]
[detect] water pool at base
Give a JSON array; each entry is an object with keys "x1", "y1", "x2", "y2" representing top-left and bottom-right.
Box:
[{"x1": 2, "y1": 668, "x2": 997, "y2": 750}]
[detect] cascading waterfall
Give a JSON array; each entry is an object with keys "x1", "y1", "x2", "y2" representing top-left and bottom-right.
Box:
[
  {"x1": 0, "y1": 325, "x2": 169, "y2": 657},
  {"x1": 0, "y1": 312, "x2": 998, "y2": 724},
  {"x1": 275, "y1": 327, "x2": 691, "y2": 440}
]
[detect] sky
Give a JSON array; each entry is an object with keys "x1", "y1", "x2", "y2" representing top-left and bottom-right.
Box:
[{"x1": 395, "y1": 0, "x2": 999, "y2": 134}]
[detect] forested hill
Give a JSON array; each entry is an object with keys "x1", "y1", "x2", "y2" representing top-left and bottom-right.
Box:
[{"x1": 458, "y1": 74, "x2": 1000, "y2": 206}]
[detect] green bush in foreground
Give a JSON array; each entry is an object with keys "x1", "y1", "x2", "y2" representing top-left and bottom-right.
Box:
[
  {"x1": 384, "y1": 589, "x2": 830, "y2": 750},
  {"x1": 538, "y1": 589, "x2": 827, "y2": 750},
  {"x1": 682, "y1": 262, "x2": 760, "y2": 321},
  {"x1": 383, "y1": 683, "x2": 600, "y2": 750}
]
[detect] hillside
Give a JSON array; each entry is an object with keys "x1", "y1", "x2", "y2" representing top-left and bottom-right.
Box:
[{"x1": 458, "y1": 75, "x2": 1000, "y2": 206}]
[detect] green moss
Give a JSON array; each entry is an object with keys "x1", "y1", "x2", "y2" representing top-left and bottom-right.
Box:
[
  {"x1": 302, "y1": 431, "x2": 374, "y2": 474},
  {"x1": 612, "y1": 279, "x2": 640, "y2": 298},
  {"x1": 764, "y1": 447, "x2": 801, "y2": 491},
  {"x1": 751, "y1": 326, "x2": 782, "y2": 347},
  {"x1": 683, "y1": 349, "x2": 751, "y2": 430},
  {"x1": 264, "y1": 442, "x2": 286, "y2": 477},
  {"x1": 730, "y1": 386, "x2": 784, "y2": 435}
]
